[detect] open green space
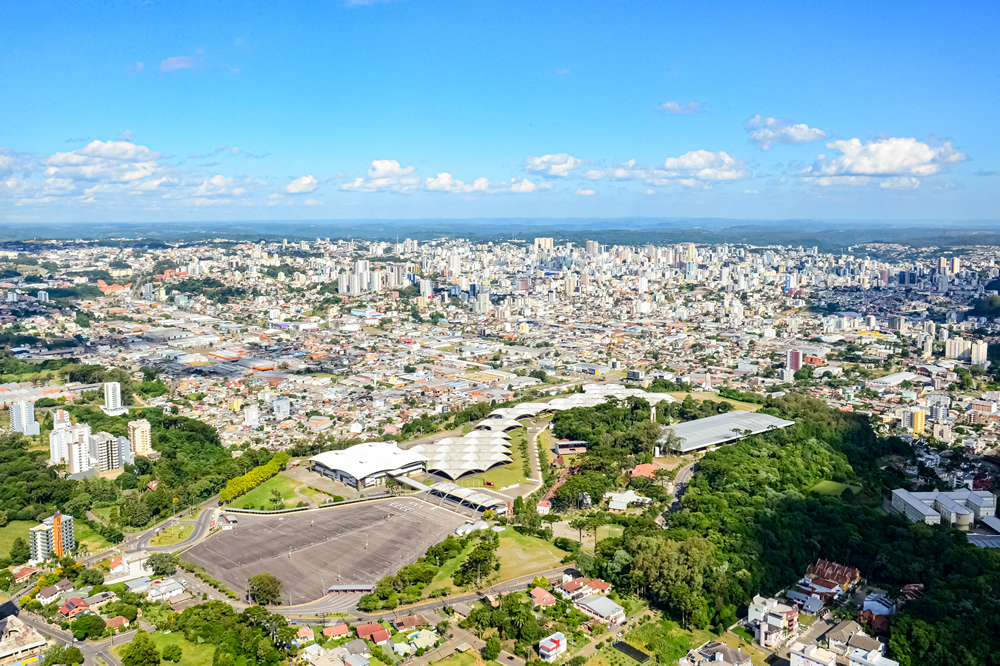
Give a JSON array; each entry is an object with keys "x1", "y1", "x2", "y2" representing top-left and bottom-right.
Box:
[
  {"x1": 667, "y1": 392, "x2": 761, "y2": 412},
  {"x1": 809, "y1": 480, "x2": 862, "y2": 496},
  {"x1": 232, "y1": 472, "x2": 303, "y2": 509},
  {"x1": 422, "y1": 651, "x2": 479, "y2": 666},
  {"x1": 0, "y1": 521, "x2": 34, "y2": 556},
  {"x1": 593, "y1": 618, "x2": 713, "y2": 666},
  {"x1": 149, "y1": 631, "x2": 216, "y2": 666},
  {"x1": 150, "y1": 524, "x2": 193, "y2": 547},
  {"x1": 74, "y1": 521, "x2": 111, "y2": 551},
  {"x1": 466, "y1": 428, "x2": 529, "y2": 489},
  {"x1": 423, "y1": 540, "x2": 477, "y2": 597},
  {"x1": 496, "y1": 528, "x2": 568, "y2": 581},
  {"x1": 731, "y1": 625, "x2": 754, "y2": 642}
]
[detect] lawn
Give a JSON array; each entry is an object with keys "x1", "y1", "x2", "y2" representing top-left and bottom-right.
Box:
[
  {"x1": 667, "y1": 392, "x2": 762, "y2": 412},
  {"x1": 0, "y1": 521, "x2": 34, "y2": 556},
  {"x1": 233, "y1": 473, "x2": 304, "y2": 509},
  {"x1": 731, "y1": 626, "x2": 754, "y2": 642},
  {"x1": 150, "y1": 524, "x2": 193, "y2": 547},
  {"x1": 149, "y1": 631, "x2": 216, "y2": 666},
  {"x1": 810, "y1": 480, "x2": 862, "y2": 496},
  {"x1": 496, "y1": 528, "x2": 569, "y2": 581},
  {"x1": 74, "y1": 522, "x2": 111, "y2": 551},
  {"x1": 612, "y1": 618, "x2": 714, "y2": 665},
  {"x1": 299, "y1": 486, "x2": 332, "y2": 503},
  {"x1": 423, "y1": 540, "x2": 476, "y2": 597},
  {"x1": 466, "y1": 427, "x2": 529, "y2": 489},
  {"x1": 718, "y1": 632, "x2": 769, "y2": 666},
  {"x1": 423, "y1": 651, "x2": 479, "y2": 666}
]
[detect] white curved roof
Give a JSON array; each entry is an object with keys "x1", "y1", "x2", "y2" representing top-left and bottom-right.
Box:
[
  {"x1": 475, "y1": 419, "x2": 522, "y2": 431},
  {"x1": 310, "y1": 442, "x2": 427, "y2": 480},
  {"x1": 461, "y1": 430, "x2": 511, "y2": 440}
]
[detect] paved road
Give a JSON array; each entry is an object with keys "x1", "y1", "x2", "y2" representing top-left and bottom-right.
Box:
[
  {"x1": 1, "y1": 600, "x2": 132, "y2": 666},
  {"x1": 273, "y1": 566, "x2": 572, "y2": 620},
  {"x1": 138, "y1": 506, "x2": 217, "y2": 552},
  {"x1": 667, "y1": 461, "x2": 699, "y2": 513}
]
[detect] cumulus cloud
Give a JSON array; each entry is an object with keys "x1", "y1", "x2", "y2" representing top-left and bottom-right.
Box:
[
  {"x1": 303, "y1": 198, "x2": 323, "y2": 206},
  {"x1": 745, "y1": 115, "x2": 827, "y2": 150},
  {"x1": 523, "y1": 153, "x2": 587, "y2": 177},
  {"x1": 584, "y1": 150, "x2": 748, "y2": 188},
  {"x1": 802, "y1": 137, "x2": 967, "y2": 187},
  {"x1": 661, "y1": 101, "x2": 702, "y2": 115},
  {"x1": 40, "y1": 140, "x2": 164, "y2": 183},
  {"x1": 575, "y1": 188, "x2": 596, "y2": 196},
  {"x1": 161, "y1": 55, "x2": 196, "y2": 72},
  {"x1": 285, "y1": 175, "x2": 318, "y2": 194},
  {"x1": 341, "y1": 159, "x2": 420, "y2": 193},
  {"x1": 425, "y1": 172, "x2": 549, "y2": 194}
]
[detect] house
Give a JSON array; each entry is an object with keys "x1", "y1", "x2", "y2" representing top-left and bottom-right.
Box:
[
  {"x1": 345, "y1": 655, "x2": 369, "y2": 666},
  {"x1": 575, "y1": 595, "x2": 625, "y2": 625},
  {"x1": 148, "y1": 578, "x2": 185, "y2": 601},
  {"x1": 451, "y1": 602, "x2": 473, "y2": 618},
  {"x1": 629, "y1": 463, "x2": 658, "y2": 479},
  {"x1": 355, "y1": 624, "x2": 390, "y2": 645},
  {"x1": 408, "y1": 629, "x2": 436, "y2": 651},
  {"x1": 602, "y1": 490, "x2": 651, "y2": 513},
  {"x1": 343, "y1": 640, "x2": 370, "y2": 658},
  {"x1": 392, "y1": 615, "x2": 428, "y2": 630},
  {"x1": 806, "y1": 559, "x2": 860, "y2": 592},
  {"x1": 789, "y1": 642, "x2": 836, "y2": 666},
  {"x1": 824, "y1": 621, "x2": 868, "y2": 655},
  {"x1": 539, "y1": 632, "x2": 567, "y2": 663},
  {"x1": 849, "y1": 648, "x2": 899, "y2": 666},
  {"x1": 558, "y1": 577, "x2": 611, "y2": 600},
  {"x1": 295, "y1": 626, "x2": 315, "y2": 645},
  {"x1": 10, "y1": 566, "x2": 38, "y2": 585},
  {"x1": 105, "y1": 616, "x2": 130, "y2": 631},
  {"x1": 125, "y1": 576, "x2": 151, "y2": 594},
  {"x1": 58, "y1": 598, "x2": 89, "y2": 618},
  {"x1": 82, "y1": 591, "x2": 117, "y2": 610},
  {"x1": 682, "y1": 641, "x2": 751, "y2": 666},
  {"x1": 748, "y1": 595, "x2": 798, "y2": 648},
  {"x1": 530, "y1": 587, "x2": 557, "y2": 608},
  {"x1": 109, "y1": 556, "x2": 126, "y2": 576},
  {"x1": 323, "y1": 625, "x2": 350, "y2": 639},
  {"x1": 37, "y1": 579, "x2": 73, "y2": 605}
]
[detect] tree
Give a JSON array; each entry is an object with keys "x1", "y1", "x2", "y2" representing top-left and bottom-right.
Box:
[
  {"x1": 72, "y1": 614, "x2": 106, "y2": 640},
  {"x1": 148, "y1": 553, "x2": 178, "y2": 577},
  {"x1": 0, "y1": 570, "x2": 13, "y2": 592},
  {"x1": 44, "y1": 645, "x2": 84, "y2": 666},
  {"x1": 162, "y1": 645, "x2": 183, "y2": 663},
  {"x1": 660, "y1": 428, "x2": 686, "y2": 454},
  {"x1": 78, "y1": 568, "x2": 104, "y2": 586},
  {"x1": 0, "y1": 510, "x2": 7, "y2": 527},
  {"x1": 9, "y1": 537, "x2": 30, "y2": 565},
  {"x1": 121, "y1": 631, "x2": 161, "y2": 666},
  {"x1": 248, "y1": 572, "x2": 283, "y2": 605},
  {"x1": 484, "y1": 635, "x2": 501, "y2": 660}
]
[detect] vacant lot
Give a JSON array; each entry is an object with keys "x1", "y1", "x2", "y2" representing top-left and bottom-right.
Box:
[
  {"x1": 810, "y1": 480, "x2": 862, "y2": 496},
  {"x1": 0, "y1": 521, "x2": 34, "y2": 556},
  {"x1": 185, "y1": 497, "x2": 466, "y2": 604},
  {"x1": 496, "y1": 528, "x2": 568, "y2": 580}
]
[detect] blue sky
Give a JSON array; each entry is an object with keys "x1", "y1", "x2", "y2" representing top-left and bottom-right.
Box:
[{"x1": 1, "y1": 0, "x2": 998, "y2": 222}]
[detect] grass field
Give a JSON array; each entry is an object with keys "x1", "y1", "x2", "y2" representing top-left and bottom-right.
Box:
[
  {"x1": 233, "y1": 473, "x2": 304, "y2": 509},
  {"x1": 810, "y1": 480, "x2": 862, "y2": 496},
  {"x1": 598, "y1": 619, "x2": 713, "y2": 666},
  {"x1": 423, "y1": 540, "x2": 476, "y2": 596},
  {"x1": 496, "y1": 528, "x2": 568, "y2": 581},
  {"x1": 467, "y1": 427, "x2": 529, "y2": 489},
  {"x1": 149, "y1": 631, "x2": 216, "y2": 666},
  {"x1": 0, "y1": 521, "x2": 34, "y2": 556},
  {"x1": 667, "y1": 392, "x2": 762, "y2": 412},
  {"x1": 150, "y1": 524, "x2": 193, "y2": 547},
  {"x1": 74, "y1": 522, "x2": 111, "y2": 551}
]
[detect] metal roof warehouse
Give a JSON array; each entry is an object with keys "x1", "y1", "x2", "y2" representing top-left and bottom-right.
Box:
[{"x1": 662, "y1": 411, "x2": 796, "y2": 453}]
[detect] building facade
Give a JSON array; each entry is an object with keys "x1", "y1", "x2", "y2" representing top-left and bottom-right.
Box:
[{"x1": 29, "y1": 513, "x2": 74, "y2": 562}]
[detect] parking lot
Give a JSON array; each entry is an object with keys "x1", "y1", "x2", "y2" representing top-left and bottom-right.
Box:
[{"x1": 184, "y1": 497, "x2": 467, "y2": 605}]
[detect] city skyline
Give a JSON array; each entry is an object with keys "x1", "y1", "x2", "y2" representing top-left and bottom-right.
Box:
[{"x1": 2, "y1": 1, "x2": 999, "y2": 223}]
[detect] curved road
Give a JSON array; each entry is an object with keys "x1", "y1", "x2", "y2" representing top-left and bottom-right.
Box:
[{"x1": 667, "y1": 461, "x2": 699, "y2": 513}]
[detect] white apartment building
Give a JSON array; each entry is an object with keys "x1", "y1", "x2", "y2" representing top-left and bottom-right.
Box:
[
  {"x1": 850, "y1": 648, "x2": 899, "y2": 666},
  {"x1": 101, "y1": 382, "x2": 128, "y2": 416},
  {"x1": 790, "y1": 643, "x2": 836, "y2": 666},
  {"x1": 10, "y1": 401, "x2": 40, "y2": 436},
  {"x1": 50, "y1": 422, "x2": 92, "y2": 467}
]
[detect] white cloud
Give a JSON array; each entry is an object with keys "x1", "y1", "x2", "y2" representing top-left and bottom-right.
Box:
[
  {"x1": 425, "y1": 173, "x2": 480, "y2": 193},
  {"x1": 744, "y1": 189, "x2": 760, "y2": 194},
  {"x1": 285, "y1": 175, "x2": 318, "y2": 194},
  {"x1": 745, "y1": 115, "x2": 827, "y2": 150},
  {"x1": 523, "y1": 153, "x2": 586, "y2": 177},
  {"x1": 575, "y1": 188, "x2": 596, "y2": 196},
  {"x1": 425, "y1": 172, "x2": 549, "y2": 194},
  {"x1": 193, "y1": 175, "x2": 245, "y2": 197},
  {"x1": 231, "y1": 147, "x2": 241, "y2": 155},
  {"x1": 161, "y1": 55, "x2": 196, "y2": 72},
  {"x1": 584, "y1": 150, "x2": 748, "y2": 187},
  {"x1": 802, "y1": 137, "x2": 966, "y2": 187},
  {"x1": 303, "y1": 198, "x2": 323, "y2": 206},
  {"x1": 661, "y1": 101, "x2": 702, "y2": 115},
  {"x1": 341, "y1": 160, "x2": 420, "y2": 193},
  {"x1": 39, "y1": 140, "x2": 164, "y2": 183}
]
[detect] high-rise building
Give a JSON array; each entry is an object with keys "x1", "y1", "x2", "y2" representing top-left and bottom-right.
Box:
[
  {"x1": 10, "y1": 401, "x2": 40, "y2": 436},
  {"x1": 89, "y1": 432, "x2": 132, "y2": 472},
  {"x1": 29, "y1": 513, "x2": 74, "y2": 562},
  {"x1": 945, "y1": 338, "x2": 972, "y2": 361},
  {"x1": 127, "y1": 419, "x2": 152, "y2": 456},
  {"x1": 971, "y1": 340, "x2": 989, "y2": 367},
  {"x1": 37, "y1": 290, "x2": 49, "y2": 303},
  {"x1": 902, "y1": 407, "x2": 926, "y2": 435},
  {"x1": 67, "y1": 439, "x2": 92, "y2": 475},
  {"x1": 786, "y1": 349, "x2": 803, "y2": 372},
  {"x1": 101, "y1": 382, "x2": 128, "y2": 416},
  {"x1": 585, "y1": 240, "x2": 600, "y2": 256},
  {"x1": 50, "y1": 419, "x2": 91, "y2": 467},
  {"x1": 272, "y1": 396, "x2": 291, "y2": 419},
  {"x1": 534, "y1": 238, "x2": 554, "y2": 250}
]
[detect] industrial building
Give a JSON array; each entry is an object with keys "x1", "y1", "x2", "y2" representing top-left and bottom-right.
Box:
[
  {"x1": 890, "y1": 488, "x2": 997, "y2": 529},
  {"x1": 309, "y1": 441, "x2": 427, "y2": 489},
  {"x1": 660, "y1": 411, "x2": 796, "y2": 453}
]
